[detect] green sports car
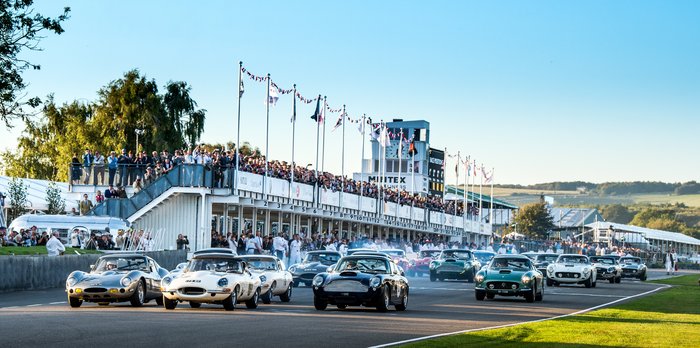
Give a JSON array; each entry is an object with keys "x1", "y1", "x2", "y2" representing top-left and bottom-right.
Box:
[
  {"x1": 474, "y1": 254, "x2": 544, "y2": 303},
  {"x1": 429, "y1": 249, "x2": 481, "y2": 282}
]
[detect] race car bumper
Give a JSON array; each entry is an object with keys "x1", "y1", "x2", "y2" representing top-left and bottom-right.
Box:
[
  {"x1": 66, "y1": 282, "x2": 138, "y2": 302},
  {"x1": 162, "y1": 287, "x2": 233, "y2": 302},
  {"x1": 312, "y1": 288, "x2": 383, "y2": 306}
]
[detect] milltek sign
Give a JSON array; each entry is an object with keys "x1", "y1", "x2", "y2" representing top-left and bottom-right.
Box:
[
  {"x1": 368, "y1": 176, "x2": 406, "y2": 183},
  {"x1": 353, "y1": 173, "x2": 429, "y2": 194}
]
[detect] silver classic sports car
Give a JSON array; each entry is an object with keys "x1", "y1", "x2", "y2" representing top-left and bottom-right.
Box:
[{"x1": 66, "y1": 254, "x2": 169, "y2": 308}]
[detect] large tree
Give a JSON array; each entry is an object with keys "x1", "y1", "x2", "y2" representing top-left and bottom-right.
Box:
[
  {"x1": 0, "y1": 1, "x2": 70, "y2": 126},
  {"x1": 512, "y1": 202, "x2": 554, "y2": 239},
  {"x1": 163, "y1": 81, "x2": 206, "y2": 148},
  {"x1": 601, "y1": 204, "x2": 634, "y2": 224}
]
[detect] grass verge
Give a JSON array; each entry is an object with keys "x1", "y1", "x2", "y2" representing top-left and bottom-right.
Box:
[
  {"x1": 404, "y1": 275, "x2": 700, "y2": 348},
  {"x1": 0, "y1": 246, "x2": 102, "y2": 256}
]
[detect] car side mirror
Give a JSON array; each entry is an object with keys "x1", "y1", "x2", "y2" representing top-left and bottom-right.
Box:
[
  {"x1": 90, "y1": 264, "x2": 96, "y2": 271},
  {"x1": 400, "y1": 271, "x2": 405, "y2": 277},
  {"x1": 241, "y1": 261, "x2": 247, "y2": 272}
]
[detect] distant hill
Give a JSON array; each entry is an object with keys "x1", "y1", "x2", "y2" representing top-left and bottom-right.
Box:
[{"x1": 495, "y1": 181, "x2": 700, "y2": 196}]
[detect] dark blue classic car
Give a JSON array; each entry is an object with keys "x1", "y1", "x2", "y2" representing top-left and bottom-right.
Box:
[
  {"x1": 289, "y1": 251, "x2": 341, "y2": 287},
  {"x1": 312, "y1": 254, "x2": 409, "y2": 312}
]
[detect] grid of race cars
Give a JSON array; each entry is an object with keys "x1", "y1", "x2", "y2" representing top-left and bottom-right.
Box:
[{"x1": 64, "y1": 247, "x2": 649, "y2": 311}]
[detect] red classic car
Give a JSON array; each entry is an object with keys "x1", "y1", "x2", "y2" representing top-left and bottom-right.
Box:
[
  {"x1": 380, "y1": 249, "x2": 411, "y2": 272},
  {"x1": 406, "y1": 249, "x2": 441, "y2": 277}
]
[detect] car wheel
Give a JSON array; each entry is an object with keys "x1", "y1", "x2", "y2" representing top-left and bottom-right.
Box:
[
  {"x1": 535, "y1": 284, "x2": 544, "y2": 301},
  {"x1": 475, "y1": 290, "x2": 486, "y2": 301},
  {"x1": 429, "y1": 272, "x2": 436, "y2": 282},
  {"x1": 313, "y1": 296, "x2": 327, "y2": 311},
  {"x1": 554, "y1": 282, "x2": 560, "y2": 287},
  {"x1": 615, "y1": 276, "x2": 621, "y2": 284},
  {"x1": 546, "y1": 278, "x2": 553, "y2": 287},
  {"x1": 98, "y1": 302, "x2": 109, "y2": 306},
  {"x1": 395, "y1": 291, "x2": 408, "y2": 311},
  {"x1": 246, "y1": 288, "x2": 260, "y2": 309},
  {"x1": 261, "y1": 283, "x2": 274, "y2": 304},
  {"x1": 223, "y1": 287, "x2": 238, "y2": 311},
  {"x1": 292, "y1": 280, "x2": 299, "y2": 288},
  {"x1": 164, "y1": 296, "x2": 177, "y2": 310},
  {"x1": 592, "y1": 280, "x2": 597, "y2": 288},
  {"x1": 376, "y1": 285, "x2": 390, "y2": 312},
  {"x1": 130, "y1": 280, "x2": 146, "y2": 307},
  {"x1": 155, "y1": 296, "x2": 164, "y2": 306},
  {"x1": 189, "y1": 302, "x2": 201, "y2": 308},
  {"x1": 585, "y1": 277, "x2": 592, "y2": 288},
  {"x1": 525, "y1": 286, "x2": 536, "y2": 303},
  {"x1": 336, "y1": 304, "x2": 347, "y2": 309},
  {"x1": 279, "y1": 284, "x2": 292, "y2": 302},
  {"x1": 609, "y1": 277, "x2": 615, "y2": 284},
  {"x1": 486, "y1": 293, "x2": 495, "y2": 300},
  {"x1": 640, "y1": 273, "x2": 647, "y2": 281},
  {"x1": 68, "y1": 296, "x2": 82, "y2": 308},
  {"x1": 465, "y1": 269, "x2": 475, "y2": 283}
]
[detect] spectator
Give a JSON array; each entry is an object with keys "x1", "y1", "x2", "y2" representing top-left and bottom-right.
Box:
[
  {"x1": 93, "y1": 150, "x2": 105, "y2": 185},
  {"x1": 176, "y1": 234, "x2": 189, "y2": 250},
  {"x1": 95, "y1": 190, "x2": 105, "y2": 204},
  {"x1": 115, "y1": 230, "x2": 126, "y2": 250},
  {"x1": 70, "y1": 153, "x2": 82, "y2": 186},
  {"x1": 36, "y1": 231, "x2": 49, "y2": 246},
  {"x1": 133, "y1": 177, "x2": 143, "y2": 194},
  {"x1": 70, "y1": 228, "x2": 81, "y2": 248},
  {"x1": 82, "y1": 148, "x2": 93, "y2": 185},
  {"x1": 104, "y1": 185, "x2": 115, "y2": 199},
  {"x1": 107, "y1": 151, "x2": 118, "y2": 186},
  {"x1": 46, "y1": 231, "x2": 65, "y2": 257},
  {"x1": 79, "y1": 194, "x2": 93, "y2": 215}
]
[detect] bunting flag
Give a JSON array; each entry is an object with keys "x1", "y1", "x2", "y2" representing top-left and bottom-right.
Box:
[
  {"x1": 267, "y1": 84, "x2": 279, "y2": 106},
  {"x1": 290, "y1": 90, "x2": 296, "y2": 123},
  {"x1": 239, "y1": 79, "x2": 244, "y2": 98},
  {"x1": 473, "y1": 160, "x2": 477, "y2": 177},
  {"x1": 408, "y1": 139, "x2": 416, "y2": 155},
  {"x1": 310, "y1": 98, "x2": 322, "y2": 123},
  {"x1": 331, "y1": 114, "x2": 343, "y2": 131},
  {"x1": 370, "y1": 124, "x2": 380, "y2": 140},
  {"x1": 357, "y1": 115, "x2": 365, "y2": 134}
]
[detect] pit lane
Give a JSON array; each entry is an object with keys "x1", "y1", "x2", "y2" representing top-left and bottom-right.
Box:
[{"x1": 0, "y1": 270, "x2": 676, "y2": 347}]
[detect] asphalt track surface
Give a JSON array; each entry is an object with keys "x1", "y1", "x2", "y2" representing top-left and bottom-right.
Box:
[{"x1": 0, "y1": 270, "x2": 681, "y2": 348}]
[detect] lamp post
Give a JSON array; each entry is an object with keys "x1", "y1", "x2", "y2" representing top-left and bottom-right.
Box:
[{"x1": 135, "y1": 129, "x2": 145, "y2": 154}]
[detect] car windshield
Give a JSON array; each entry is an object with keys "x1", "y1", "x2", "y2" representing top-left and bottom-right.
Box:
[
  {"x1": 536, "y1": 255, "x2": 559, "y2": 262},
  {"x1": 245, "y1": 259, "x2": 277, "y2": 271},
  {"x1": 441, "y1": 251, "x2": 472, "y2": 259},
  {"x1": 621, "y1": 258, "x2": 641, "y2": 264},
  {"x1": 95, "y1": 256, "x2": 148, "y2": 273},
  {"x1": 490, "y1": 258, "x2": 531, "y2": 270},
  {"x1": 558, "y1": 256, "x2": 589, "y2": 264},
  {"x1": 421, "y1": 250, "x2": 441, "y2": 258},
  {"x1": 187, "y1": 258, "x2": 242, "y2": 273},
  {"x1": 591, "y1": 258, "x2": 615, "y2": 265},
  {"x1": 473, "y1": 252, "x2": 495, "y2": 263},
  {"x1": 336, "y1": 257, "x2": 390, "y2": 274},
  {"x1": 304, "y1": 253, "x2": 341, "y2": 265},
  {"x1": 381, "y1": 250, "x2": 405, "y2": 257}
]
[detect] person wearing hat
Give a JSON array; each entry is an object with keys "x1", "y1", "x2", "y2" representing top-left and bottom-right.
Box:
[{"x1": 46, "y1": 231, "x2": 65, "y2": 257}]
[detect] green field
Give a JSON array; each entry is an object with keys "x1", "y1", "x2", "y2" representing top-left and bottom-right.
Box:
[
  {"x1": 0, "y1": 246, "x2": 103, "y2": 256},
  {"x1": 404, "y1": 275, "x2": 700, "y2": 348}
]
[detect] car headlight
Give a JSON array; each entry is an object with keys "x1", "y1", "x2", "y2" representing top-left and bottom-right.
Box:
[
  {"x1": 409, "y1": 260, "x2": 415, "y2": 266},
  {"x1": 547, "y1": 266, "x2": 554, "y2": 273},
  {"x1": 259, "y1": 275, "x2": 267, "y2": 283},
  {"x1": 120, "y1": 277, "x2": 132, "y2": 287},
  {"x1": 163, "y1": 277, "x2": 172, "y2": 286},
  {"x1": 607, "y1": 267, "x2": 615, "y2": 272},
  {"x1": 66, "y1": 277, "x2": 77, "y2": 287},
  {"x1": 218, "y1": 278, "x2": 229, "y2": 287},
  {"x1": 429, "y1": 262, "x2": 437, "y2": 269},
  {"x1": 583, "y1": 268, "x2": 590, "y2": 275},
  {"x1": 475, "y1": 274, "x2": 484, "y2": 282},
  {"x1": 369, "y1": 277, "x2": 381, "y2": 288},
  {"x1": 289, "y1": 265, "x2": 297, "y2": 273},
  {"x1": 521, "y1": 275, "x2": 531, "y2": 284},
  {"x1": 312, "y1": 275, "x2": 324, "y2": 287}
]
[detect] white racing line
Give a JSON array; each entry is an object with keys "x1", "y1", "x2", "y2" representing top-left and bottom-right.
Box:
[{"x1": 368, "y1": 283, "x2": 671, "y2": 348}]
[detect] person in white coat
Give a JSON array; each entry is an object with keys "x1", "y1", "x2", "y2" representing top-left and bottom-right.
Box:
[
  {"x1": 46, "y1": 232, "x2": 65, "y2": 257},
  {"x1": 288, "y1": 234, "x2": 302, "y2": 266},
  {"x1": 665, "y1": 249, "x2": 677, "y2": 275}
]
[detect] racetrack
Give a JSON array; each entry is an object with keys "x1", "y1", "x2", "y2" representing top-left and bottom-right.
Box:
[{"x1": 0, "y1": 270, "x2": 678, "y2": 347}]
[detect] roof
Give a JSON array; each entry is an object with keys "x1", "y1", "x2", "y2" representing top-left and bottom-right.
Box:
[
  {"x1": 0, "y1": 175, "x2": 78, "y2": 212},
  {"x1": 550, "y1": 208, "x2": 603, "y2": 229},
  {"x1": 586, "y1": 221, "x2": 700, "y2": 246},
  {"x1": 444, "y1": 186, "x2": 519, "y2": 210}
]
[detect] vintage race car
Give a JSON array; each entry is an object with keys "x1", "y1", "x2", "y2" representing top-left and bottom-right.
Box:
[
  {"x1": 590, "y1": 256, "x2": 623, "y2": 283},
  {"x1": 473, "y1": 251, "x2": 496, "y2": 268},
  {"x1": 475, "y1": 255, "x2": 544, "y2": 303},
  {"x1": 406, "y1": 249, "x2": 441, "y2": 277},
  {"x1": 619, "y1": 256, "x2": 648, "y2": 281},
  {"x1": 161, "y1": 253, "x2": 262, "y2": 311},
  {"x1": 532, "y1": 253, "x2": 560, "y2": 279},
  {"x1": 546, "y1": 254, "x2": 597, "y2": 288},
  {"x1": 66, "y1": 254, "x2": 169, "y2": 308},
  {"x1": 380, "y1": 249, "x2": 410, "y2": 271},
  {"x1": 239, "y1": 255, "x2": 293, "y2": 304},
  {"x1": 312, "y1": 254, "x2": 409, "y2": 312},
  {"x1": 289, "y1": 251, "x2": 341, "y2": 287},
  {"x1": 429, "y1": 249, "x2": 481, "y2": 282}
]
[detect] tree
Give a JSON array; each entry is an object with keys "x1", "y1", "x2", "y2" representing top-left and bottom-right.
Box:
[
  {"x1": 601, "y1": 204, "x2": 634, "y2": 224},
  {"x1": 46, "y1": 181, "x2": 65, "y2": 214},
  {"x1": 7, "y1": 177, "x2": 28, "y2": 222},
  {"x1": 0, "y1": 1, "x2": 70, "y2": 127},
  {"x1": 512, "y1": 202, "x2": 554, "y2": 239},
  {"x1": 163, "y1": 81, "x2": 206, "y2": 148}
]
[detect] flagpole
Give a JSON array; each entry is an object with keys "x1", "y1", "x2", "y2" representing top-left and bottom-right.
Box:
[
  {"x1": 379, "y1": 121, "x2": 385, "y2": 219},
  {"x1": 463, "y1": 155, "x2": 468, "y2": 235},
  {"x1": 490, "y1": 167, "x2": 495, "y2": 226},
  {"x1": 290, "y1": 84, "x2": 297, "y2": 199},
  {"x1": 455, "y1": 151, "x2": 460, "y2": 218},
  {"x1": 443, "y1": 147, "x2": 447, "y2": 231},
  {"x1": 235, "y1": 61, "x2": 242, "y2": 192},
  {"x1": 358, "y1": 114, "x2": 366, "y2": 212},
  {"x1": 340, "y1": 105, "x2": 346, "y2": 213},
  {"x1": 314, "y1": 95, "x2": 321, "y2": 211},
  {"x1": 321, "y1": 96, "x2": 327, "y2": 173},
  {"x1": 479, "y1": 164, "x2": 484, "y2": 226},
  {"x1": 264, "y1": 73, "x2": 271, "y2": 201},
  {"x1": 396, "y1": 128, "x2": 403, "y2": 221}
]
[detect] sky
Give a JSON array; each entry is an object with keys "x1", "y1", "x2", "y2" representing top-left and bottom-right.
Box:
[{"x1": 2, "y1": 0, "x2": 699, "y2": 185}]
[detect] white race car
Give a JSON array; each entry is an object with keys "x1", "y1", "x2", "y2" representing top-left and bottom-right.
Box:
[
  {"x1": 239, "y1": 255, "x2": 293, "y2": 304},
  {"x1": 161, "y1": 253, "x2": 262, "y2": 311},
  {"x1": 546, "y1": 254, "x2": 597, "y2": 288}
]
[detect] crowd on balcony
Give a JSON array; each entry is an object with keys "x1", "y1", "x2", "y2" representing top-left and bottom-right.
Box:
[{"x1": 70, "y1": 145, "x2": 482, "y2": 215}]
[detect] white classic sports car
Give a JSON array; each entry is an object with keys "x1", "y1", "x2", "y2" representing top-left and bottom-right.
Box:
[
  {"x1": 161, "y1": 253, "x2": 262, "y2": 311},
  {"x1": 546, "y1": 254, "x2": 597, "y2": 288},
  {"x1": 239, "y1": 255, "x2": 293, "y2": 304}
]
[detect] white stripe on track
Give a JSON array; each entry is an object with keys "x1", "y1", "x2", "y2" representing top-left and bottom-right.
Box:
[{"x1": 368, "y1": 284, "x2": 670, "y2": 348}]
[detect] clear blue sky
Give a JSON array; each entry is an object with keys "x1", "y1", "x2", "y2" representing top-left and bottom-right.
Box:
[{"x1": 2, "y1": 0, "x2": 699, "y2": 185}]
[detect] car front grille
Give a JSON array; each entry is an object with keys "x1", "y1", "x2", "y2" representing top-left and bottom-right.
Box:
[
  {"x1": 487, "y1": 281, "x2": 519, "y2": 290},
  {"x1": 555, "y1": 272, "x2": 581, "y2": 278},
  {"x1": 83, "y1": 287, "x2": 107, "y2": 293},
  {"x1": 623, "y1": 269, "x2": 637, "y2": 274},
  {"x1": 300, "y1": 273, "x2": 316, "y2": 280},
  {"x1": 180, "y1": 287, "x2": 206, "y2": 295},
  {"x1": 324, "y1": 280, "x2": 368, "y2": 292}
]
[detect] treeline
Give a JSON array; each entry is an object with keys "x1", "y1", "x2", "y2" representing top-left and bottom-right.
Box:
[
  {"x1": 596, "y1": 204, "x2": 700, "y2": 240},
  {"x1": 497, "y1": 181, "x2": 700, "y2": 196}
]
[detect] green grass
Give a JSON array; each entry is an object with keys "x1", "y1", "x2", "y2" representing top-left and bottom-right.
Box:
[
  {"x1": 404, "y1": 275, "x2": 700, "y2": 348},
  {"x1": 0, "y1": 246, "x2": 103, "y2": 256}
]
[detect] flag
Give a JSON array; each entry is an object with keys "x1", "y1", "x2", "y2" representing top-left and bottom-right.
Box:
[
  {"x1": 455, "y1": 163, "x2": 458, "y2": 176},
  {"x1": 239, "y1": 79, "x2": 244, "y2": 98},
  {"x1": 473, "y1": 160, "x2": 477, "y2": 176},
  {"x1": 379, "y1": 124, "x2": 391, "y2": 147},
  {"x1": 331, "y1": 115, "x2": 343, "y2": 131},
  {"x1": 290, "y1": 92, "x2": 296, "y2": 123},
  {"x1": 310, "y1": 98, "x2": 322, "y2": 123},
  {"x1": 267, "y1": 85, "x2": 279, "y2": 106},
  {"x1": 408, "y1": 139, "x2": 416, "y2": 155},
  {"x1": 357, "y1": 116, "x2": 365, "y2": 134}
]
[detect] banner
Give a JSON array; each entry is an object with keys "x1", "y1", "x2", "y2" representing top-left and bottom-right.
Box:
[
  {"x1": 291, "y1": 182, "x2": 314, "y2": 202},
  {"x1": 383, "y1": 202, "x2": 397, "y2": 216},
  {"x1": 266, "y1": 177, "x2": 289, "y2": 198},
  {"x1": 398, "y1": 205, "x2": 411, "y2": 219},
  {"x1": 412, "y1": 207, "x2": 425, "y2": 222},
  {"x1": 320, "y1": 188, "x2": 340, "y2": 207},
  {"x1": 341, "y1": 193, "x2": 359, "y2": 210},
  {"x1": 360, "y1": 196, "x2": 376, "y2": 213},
  {"x1": 237, "y1": 172, "x2": 263, "y2": 193}
]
